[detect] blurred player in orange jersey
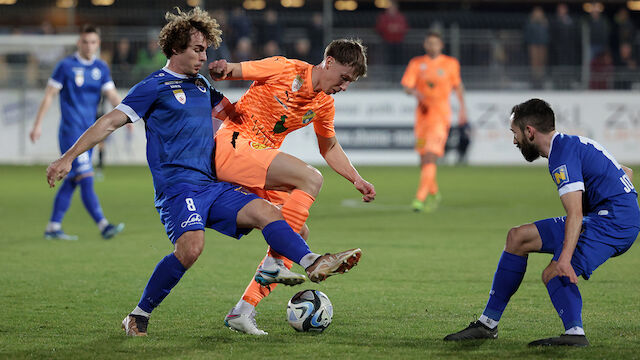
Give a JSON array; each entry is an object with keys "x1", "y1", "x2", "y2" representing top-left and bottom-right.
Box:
[
  {"x1": 209, "y1": 39, "x2": 376, "y2": 335},
  {"x1": 402, "y1": 31, "x2": 467, "y2": 212}
]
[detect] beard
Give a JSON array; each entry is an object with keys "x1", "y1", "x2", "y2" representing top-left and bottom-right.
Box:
[{"x1": 518, "y1": 139, "x2": 540, "y2": 162}]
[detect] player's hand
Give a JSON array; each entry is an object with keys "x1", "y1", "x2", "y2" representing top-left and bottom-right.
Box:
[
  {"x1": 30, "y1": 125, "x2": 42, "y2": 143},
  {"x1": 458, "y1": 107, "x2": 468, "y2": 126},
  {"x1": 208, "y1": 60, "x2": 230, "y2": 80},
  {"x1": 46, "y1": 157, "x2": 72, "y2": 188},
  {"x1": 354, "y1": 178, "x2": 376, "y2": 202},
  {"x1": 556, "y1": 259, "x2": 578, "y2": 284}
]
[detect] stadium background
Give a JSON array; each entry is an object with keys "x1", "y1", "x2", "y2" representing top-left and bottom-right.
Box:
[{"x1": 1, "y1": 1, "x2": 639, "y2": 359}]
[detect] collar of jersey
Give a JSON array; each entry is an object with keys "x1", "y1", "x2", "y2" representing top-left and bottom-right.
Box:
[
  {"x1": 548, "y1": 131, "x2": 560, "y2": 158},
  {"x1": 74, "y1": 52, "x2": 96, "y2": 66}
]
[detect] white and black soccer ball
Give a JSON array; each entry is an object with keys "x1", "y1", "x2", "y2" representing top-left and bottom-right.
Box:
[{"x1": 286, "y1": 290, "x2": 333, "y2": 332}]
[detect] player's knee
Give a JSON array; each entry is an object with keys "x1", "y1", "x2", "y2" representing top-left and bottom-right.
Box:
[
  {"x1": 303, "y1": 166, "x2": 323, "y2": 196},
  {"x1": 505, "y1": 226, "x2": 525, "y2": 253},
  {"x1": 175, "y1": 234, "x2": 204, "y2": 268}
]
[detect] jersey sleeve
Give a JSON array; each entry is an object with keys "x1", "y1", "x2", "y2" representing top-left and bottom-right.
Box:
[
  {"x1": 100, "y1": 63, "x2": 116, "y2": 92},
  {"x1": 312, "y1": 96, "x2": 336, "y2": 138},
  {"x1": 400, "y1": 58, "x2": 418, "y2": 89},
  {"x1": 449, "y1": 58, "x2": 461, "y2": 87},
  {"x1": 48, "y1": 61, "x2": 65, "y2": 90},
  {"x1": 239, "y1": 56, "x2": 287, "y2": 82},
  {"x1": 549, "y1": 139, "x2": 585, "y2": 197},
  {"x1": 115, "y1": 78, "x2": 157, "y2": 123}
]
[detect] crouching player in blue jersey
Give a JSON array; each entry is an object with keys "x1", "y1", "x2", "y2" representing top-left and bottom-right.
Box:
[
  {"x1": 45, "y1": 8, "x2": 361, "y2": 337},
  {"x1": 444, "y1": 99, "x2": 639, "y2": 346},
  {"x1": 31, "y1": 24, "x2": 124, "y2": 241}
]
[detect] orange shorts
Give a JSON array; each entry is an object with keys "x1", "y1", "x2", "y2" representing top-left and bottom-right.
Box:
[
  {"x1": 414, "y1": 116, "x2": 450, "y2": 157},
  {"x1": 215, "y1": 126, "x2": 280, "y2": 189}
]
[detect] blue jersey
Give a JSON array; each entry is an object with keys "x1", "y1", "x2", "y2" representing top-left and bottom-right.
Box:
[
  {"x1": 115, "y1": 67, "x2": 224, "y2": 203},
  {"x1": 547, "y1": 133, "x2": 638, "y2": 216},
  {"x1": 49, "y1": 53, "x2": 114, "y2": 141}
]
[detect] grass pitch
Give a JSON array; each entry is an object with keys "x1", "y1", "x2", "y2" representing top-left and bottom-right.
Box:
[{"x1": 1, "y1": 164, "x2": 639, "y2": 359}]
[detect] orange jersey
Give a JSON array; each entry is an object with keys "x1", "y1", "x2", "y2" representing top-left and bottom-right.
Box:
[
  {"x1": 221, "y1": 56, "x2": 335, "y2": 148},
  {"x1": 401, "y1": 54, "x2": 461, "y2": 116}
]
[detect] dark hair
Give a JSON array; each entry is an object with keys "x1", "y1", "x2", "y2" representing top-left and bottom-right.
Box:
[
  {"x1": 511, "y1": 98, "x2": 555, "y2": 134},
  {"x1": 324, "y1": 38, "x2": 368, "y2": 79},
  {"x1": 159, "y1": 7, "x2": 222, "y2": 58},
  {"x1": 80, "y1": 24, "x2": 100, "y2": 36},
  {"x1": 426, "y1": 30, "x2": 442, "y2": 40}
]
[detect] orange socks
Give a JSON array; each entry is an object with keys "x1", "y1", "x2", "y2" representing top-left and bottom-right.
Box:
[
  {"x1": 240, "y1": 189, "x2": 314, "y2": 307},
  {"x1": 241, "y1": 252, "x2": 294, "y2": 306},
  {"x1": 416, "y1": 163, "x2": 438, "y2": 201},
  {"x1": 280, "y1": 189, "x2": 315, "y2": 233}
]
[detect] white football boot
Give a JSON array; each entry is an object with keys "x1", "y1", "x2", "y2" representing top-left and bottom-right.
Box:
[
  {"x1": 254, "y1": 258, "x2": 306, "y2": 286},
  {"x1": 306, "y1": 248, "x2": 362, "y2": 283},
  {"x1": 224, "y1": 307, "x2": 268, "y2": 335}
]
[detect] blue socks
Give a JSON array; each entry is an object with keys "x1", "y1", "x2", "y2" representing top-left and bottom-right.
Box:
[
  {"x1": 50, "y1": 178, "x2": 77, "y2": 223},
  {"x1": 546, "y1": 276, "x2": 583, "y2": 330},
  {"x1": 78, "y1": 176, "x2": 106, "y2": 224},
  {"x1": 482, "y1": 251, "x2": 528, "y2": 324},
  {"x1": 262, "y1": 220, "x2": 311, "y2": 264},
  {"x1": 138, "y1": 253, "x2": 187, "y2": 313}
]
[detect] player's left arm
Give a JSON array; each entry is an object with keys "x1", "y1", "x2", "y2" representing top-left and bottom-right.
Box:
[
  {"x1": 451, "y1": 59, "x2": 467, "y2": 125},
  {"x1": 316, "y1": 134, "x2": 376, "y2": 202},
  {"x1": 557, "y1": 190, "x2": 583, "y2": 284}
]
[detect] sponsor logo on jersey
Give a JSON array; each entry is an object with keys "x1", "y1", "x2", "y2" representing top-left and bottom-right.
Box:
[
  {"x1": 249, "y1": 141, "x2": 271, "y2": 150},
  {"x1": 302, "y1": 110, "x2": 315, "y2": 124},
  {"x1": 552, "y1": 164, "x2": 569, "y2": 186},
  {"x1": 292, "y1": 75, "x2": 304, "y2": 92},
  {"x1": 173, "y1": 89, "x2": 186, "y2": 104},
  {"x1": 73, "y1": 67, "x2": 84, "y2": 87},
  {"x1": 194, "y1": 78, "x2": 207, "y2": 93},
  {"x1": 91, "y1": 67, "x2": 101, "y2": 80},
  {"x1": 181, "y1": 213, "x2": 203, "y2": 228}
]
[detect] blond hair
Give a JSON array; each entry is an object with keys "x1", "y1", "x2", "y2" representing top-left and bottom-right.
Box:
[{"x1": 159, "y1": 7, "x2": 222, "y2": 58}]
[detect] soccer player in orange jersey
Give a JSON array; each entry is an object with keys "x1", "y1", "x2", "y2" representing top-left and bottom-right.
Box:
[
  {"x1": 208, "y1": 39, "x2": 375, "y2": 334},
  {"x1": 401, "y1": 31, "x2": 467, "y2": 212}
]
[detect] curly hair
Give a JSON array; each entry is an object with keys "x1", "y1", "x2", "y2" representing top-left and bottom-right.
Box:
[
  {"x1": 324, "y1": 39, "x2": 368, "y2": 79},
  {"x1": 158, "y1": 7, "x2": 222, "y2": 58}
]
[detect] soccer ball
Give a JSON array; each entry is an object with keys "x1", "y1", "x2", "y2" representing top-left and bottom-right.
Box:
[{"x1": 286, "y1": 290, "x2": 333, "y2": 332}]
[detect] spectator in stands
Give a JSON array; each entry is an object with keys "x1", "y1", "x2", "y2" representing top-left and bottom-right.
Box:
[
  {"x1": 307, "y1": 13, "x2": 325, "y2": 63},
  {"x1": 612, "y1": 8, "x2": 636, "y2": 64},
  {"x1": 229, "y1": 7, "x2": 252, "y2": 50},
  {"x1": 614, "y1": 42, "x2": 637, "y2": 89},
  {"x1": 112, "y1": 38, "x2": 135, "y2": 87},
  {"x1": 549, "y1": 3, "x2": 580, "y2": 88},
  {"x1": 262, "y1": 40, "x2": 281, "y2": 58},
  {"x1": 589, "y1": 50, "x2": 614, "y2": 89},
  {"x1": 292, "y1": 37, "x2": 312, "y2": 63},
  {"x1": 375, "y1": 0, "x2": 408, "y2": 66},
  {"x1": 207, "y1": 10, "x2": 232, "y2": 63},
  {"x1": 258, "y1": 9, "x2": 283, "y2": 51},
  {"x1": 587, "y1": 5, "x2": 610, "y2": 61},
  {"x1": 524, "y1": 6, "x2": 549, "y2": 89},
  {"x1": 134, "y1": 36, "x2": 166, "y2": 79}
]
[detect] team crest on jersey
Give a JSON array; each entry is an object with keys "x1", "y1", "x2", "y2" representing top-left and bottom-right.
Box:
[
  {"x1": 173, "y1": 89, "x2": 186, "y2": 104},
  {"x1": 249, "y1": 141, "x2": 270, "y2": 150},
  {"x1": 552, "y1": 165, "x2": 569, "y2": 186},
  {"x1": 91, "y1": 67, "x2": 101, "y2": 80},
  {"x1": 194, "y1": 78, "x2": 207, "y2": 93},
  {"x1": 73, "y1": 67, "x2": 84, "y2": 86},
  {"x1": 292, "y1": 75, "x2": 304, "y2": 92},
  {"x1": 301, "y1": 110, "x2": 315, "y2": 124}
]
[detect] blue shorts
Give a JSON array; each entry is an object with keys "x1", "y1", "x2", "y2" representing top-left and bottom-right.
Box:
[
  {"x1": 59, "y1": 135, "x2": 93, "y2": 179},
  {"x1": 156, "y1": 182, "x2": 260, "y2": 243},
  {"x1": 535, "y1": 204, "x2": 639, "y2": 279}
]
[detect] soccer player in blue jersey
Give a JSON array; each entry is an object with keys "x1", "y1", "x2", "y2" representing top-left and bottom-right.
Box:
[
  {"x1": 31, "y1": 24, "x2": 124, "y2": 241},
  {"x1": 444, "y1": 99, "x2": 639, "y2": 346},
  {"x1": 45, "y1": 8, "x2": 361, "y2": 337}
]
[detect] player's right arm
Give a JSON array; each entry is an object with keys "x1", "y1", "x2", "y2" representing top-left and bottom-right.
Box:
[
  {"x1": 622, "y1": 165, "x2": 633, "y2": 181},
  {"x1": 47, "y1": 109, "x2": 130, "y2": 187},
  {"x1": 30, "y1": 84, "x2": 60, "y2": 143}
]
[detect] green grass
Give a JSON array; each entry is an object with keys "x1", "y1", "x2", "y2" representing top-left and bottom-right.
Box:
[{"x1": 1, "y1": 164, "x2": 639, "y2": 359}]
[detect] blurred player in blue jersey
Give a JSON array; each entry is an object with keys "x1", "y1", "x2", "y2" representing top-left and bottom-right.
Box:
[
  {"x1": 30, "y1": 24, "x2": 124, "y2": 241},
  {"x1": 45, "y1": 8, "x2": 361, "y2": 337},
  {"x1": 444, "y1": 99, "x2": 639, "y2": 347}
]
